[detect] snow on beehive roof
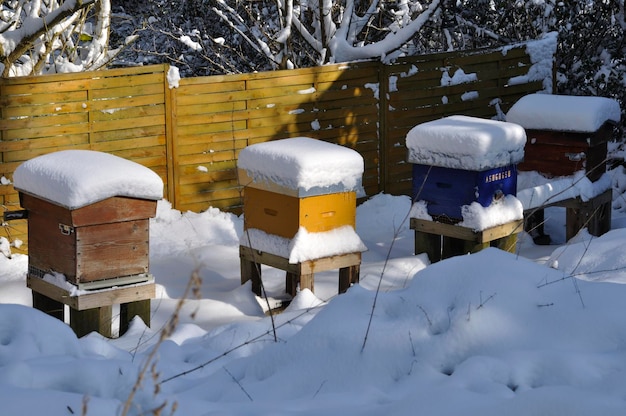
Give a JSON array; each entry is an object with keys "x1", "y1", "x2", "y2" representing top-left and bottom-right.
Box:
[
  {"x1": 13, "y1": 150, "x2": 164, "y2": 209},
  {"x1": 405, "y1": 115, "x2": 526, "y2": 170},
  {"x1": 506, "y1": 93, "x2": 621, "y2": 132},
  {"x1": 237, "y1": 137, "x2": 364, "y2": 192}
]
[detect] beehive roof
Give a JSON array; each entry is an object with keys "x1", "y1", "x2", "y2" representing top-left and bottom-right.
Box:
[
  {"x1": 237, "y1": 137, "x2": 364, "y2": 193},
  {"x1": 405, "y1": 115, "x2": 527, "y2": 170},
  {"x1": 506, "y1": 93, "x2": 621, "y2": 132},
  {"x1": 13, "y1": 150, "x2": 164, "y2": 209}
]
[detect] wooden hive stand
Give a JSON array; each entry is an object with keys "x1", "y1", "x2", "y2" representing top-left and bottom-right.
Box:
[
  {"x1": 522, "y1": 188, "x2": 612, "y2": 243},
  {"x1": 410, "y1": 218, "x2": 522, "y2": 263},
  {"x1": 27, "y1": 274, "x2": 155, "y2": 338},
  {"x1": 240, "y1": 246, "x2": 361, "y2": 297}
]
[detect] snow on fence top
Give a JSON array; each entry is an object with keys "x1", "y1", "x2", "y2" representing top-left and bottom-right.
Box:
[
  {"x1": 406, "y1": 115, "x2": 526, "y2": 171},
  {"x1": 13, "y1": 150, "x2": 164, "y2": 209},
  {"x1": 506, "y1": 94, "x2": 621, "y2": 132},
  {"x1": 237, "y1": 137, "x2": 364, "y2": 195}
]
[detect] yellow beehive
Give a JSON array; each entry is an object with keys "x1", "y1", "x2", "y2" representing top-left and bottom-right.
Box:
[{"x1": 238, "y1": 137, "x2": 364, "y2": 240}]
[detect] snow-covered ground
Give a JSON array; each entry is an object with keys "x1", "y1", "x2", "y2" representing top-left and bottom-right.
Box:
[
  {"x1": 3, "y1": 106, "x2": 626, "y2": 414},
  {"x1": 2, "y1": 180, "x2": 626, "y2": 414}
]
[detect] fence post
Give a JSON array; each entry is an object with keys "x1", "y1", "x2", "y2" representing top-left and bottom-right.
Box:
[
  {"x1": 379, "y1": 62, "x2": 389, "y2": 194},
  {"x1": 163, "y1": 63, "x2": 177, "y2": 207}
]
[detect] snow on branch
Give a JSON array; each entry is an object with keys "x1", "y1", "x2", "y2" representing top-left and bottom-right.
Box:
[
  {"x1": 330, "y1": 0, "x2": 441, "y2": 62},
  {"x1": 0, "y1": 0, "x2": 109, "y2": 77}
]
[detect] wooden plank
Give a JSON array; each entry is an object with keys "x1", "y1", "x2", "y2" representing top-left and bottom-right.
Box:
[
  {"x1": 0, "y1": 90, "x2": 88, "y2": 107},
  {"x1": 178, "y1": 184, "x2": 242, "y2": 204},
  {"x1": 177, "y1": 100, "x2": 247, "y2": 116},
  {"x1": 89, "y1": 83, "x2": 164, "y2": 100},
  {"x1": 20, "y1": 194, "x2": 156, "y2": 226},
  {"x1": 88, "y1": 94, "x2": 165, "y2": 113},
  {"x1": 1, "y1": 79, "x2": 89, "y2": 95},
  {"x1": 90, "y1": 114, "x2": 165, "y2": 133},
  {"x1": 0, "y1": 133, "x2": 90, "y2": 153},
  {"x1": 90, "y1": 125, "x2": 165, "y2": 142},
  {"x1": 410, "y1": 218, "x2": 523, "y2": 243},
  {"x1": 27, "y1": 275, "x2": 155, "y2": 310},
  {"x1": 177, "y1": 79, "x2": 246, "y2": 95},
  {"x1": 0, "y1": 64, "x2": 166, "y2": 87},
  {"x1": 182, "y1": 197, "x2": 242, "y2": 214},
  {"x1": 239, "y1": 245, "x2": 361, "y2": 274},
  {"x1": 89, "y1": 72, "x2": 165, "y2": 91},
  {"x1": 90, "y1": 102, "x2": 165, "y2": 122},
  {"x1": 2, "y1": 123, "x2": 88, "y2": 141},
  {"x1": 88, "y1": 136, "x2": 165, "y2": 152}
]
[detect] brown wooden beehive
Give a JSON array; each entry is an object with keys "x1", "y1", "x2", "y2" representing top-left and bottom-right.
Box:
[
  {"x1": 21, "y1": 192, "x2": 156, "y2": 287},
  {"x1": 507, "y1": 94, "x2": 620, "y2": 181}
]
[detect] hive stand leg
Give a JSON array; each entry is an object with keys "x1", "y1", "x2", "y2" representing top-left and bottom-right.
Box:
[
  {"x1": 338, "y1": 264, "x2": 360, "y2": 293},
  {"x1": 70, "y1": 305, "x2": 113, "y2": 338},
  {"x1": 492, "y1": 234, "x2": 518, "y2": 254},
  {"x1": 286, "y1": 272, "x2": 299, "y2": 297},
  {"x1": 587, "y1": 199, "x2": 612, "y2": 237},
  {"x1": 119, "y1": 300, "x2": 151, "y2": 336},
  {"x1": 32, "y1": 291, "x2": 64, "y2": 321},
  {"x1": 442, "y1": 236, "x2": 488, "y2": 259},
  {"x1": 566, "y1": 206, "x2": 585, "y2": 241},
  {"x1": 414, "y1": 231, "x2": 442, "y2": 262},
  {"x1": 567, "y1": 203, "x2": 612, "y2": 240},
  {"x1": 525, "y1": 209, "x2": 548, "y2": 242},
  {"x1": 241, "y1": 257, "x2": 262, "y2": 296},
  {"x1": 299, "y1": 273, "x2": 314, "y2": 294}
]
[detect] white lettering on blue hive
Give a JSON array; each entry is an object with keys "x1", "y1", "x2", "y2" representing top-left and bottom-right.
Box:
[{"x1": 484, "y1": 170, "x2": 512, "y2": 183}]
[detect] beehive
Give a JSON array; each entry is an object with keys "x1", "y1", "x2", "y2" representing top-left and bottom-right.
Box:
[
  {"x1": 406, "y1": 115, "x2": 526, "y2": 221},
  {"x1": 506, "y1": 94, "x2": 620, "y2": 180},
  {"x1": 238, "y1": 137, "x2": 364, "y2": 239},
  {"x1": 13, "y1": 150, "x2": 163, "y2": 288},
  {"x1": 21, "y1": 193, "x2": 156, "y2": 286}
]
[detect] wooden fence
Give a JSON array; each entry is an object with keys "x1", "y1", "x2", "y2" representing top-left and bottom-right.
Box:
[{"x1": 0, "y1": 42, "x2": 548, "y2": 253}]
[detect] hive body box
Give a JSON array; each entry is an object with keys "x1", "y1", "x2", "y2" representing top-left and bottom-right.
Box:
[
  {"x1": 406, "y1": 115, "x2": 526, "y2": 221},
  {"x1": 516, "y1": 124, "x2": 612, "y2": 180},
  {"x1": 243, "y1": 187, "x2": 356, "y2": 238},
  {"x1": 22, "y1": 192, "x2": 155, "y2": 286},
  {"x1": 507, "y1": 94, "x2": 621, "y2": 180},
  {"x1": 412, "y1": 164, "x2": 517, "y2": 219}
]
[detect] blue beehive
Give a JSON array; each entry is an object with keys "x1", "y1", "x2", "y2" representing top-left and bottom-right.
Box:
[{"x1": 406, "y1": 115, "x2": 526, "y2": 221}]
